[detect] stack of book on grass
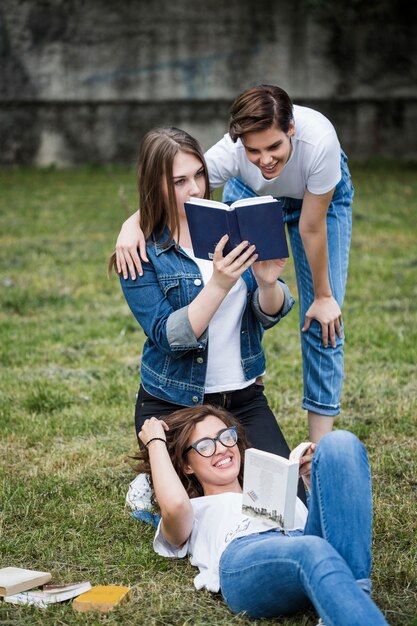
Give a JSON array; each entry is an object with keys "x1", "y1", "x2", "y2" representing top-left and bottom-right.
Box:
[
  {"x1": 0, "y1": 567, "x2": 91, "y2": 608},
  {"x1": 0, "y1": 567, "x2": 131, "y2": 611}
]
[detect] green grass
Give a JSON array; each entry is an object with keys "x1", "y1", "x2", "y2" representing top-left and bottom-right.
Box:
[{"x1": 0, "y1": 161, "x2": 416, "y2": 625}]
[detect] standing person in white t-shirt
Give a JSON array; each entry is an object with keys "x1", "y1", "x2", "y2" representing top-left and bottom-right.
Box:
[
  {"x1": 115, "y1": 85, "x2": 354, "y2": 443},
  {"x1": 137, "y1": 404, "x2": 388, "y2": 625},
  {"x1": 109, "y1": 126, "x2": 302, "y2": 511}
]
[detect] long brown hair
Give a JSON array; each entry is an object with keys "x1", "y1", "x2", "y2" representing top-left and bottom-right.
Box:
[
  {"x1": 108, "y1": 127, "x2": 210, "y2": 273},
  {"x1": 229, "y1": 84, "x2": 294, "y2": 141},
  {"x1": 134, "y1": 405, "x2": 249, "y2": 500}
]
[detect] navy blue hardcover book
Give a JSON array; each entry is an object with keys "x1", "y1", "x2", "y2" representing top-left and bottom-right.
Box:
[{"x1": 184, "y1": 196, "x2": 289, "y2": 261}]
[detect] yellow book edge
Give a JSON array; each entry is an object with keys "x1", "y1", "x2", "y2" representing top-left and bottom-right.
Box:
[{"x1": 72, "y1": 585, "x2": 130, "y2": 612}]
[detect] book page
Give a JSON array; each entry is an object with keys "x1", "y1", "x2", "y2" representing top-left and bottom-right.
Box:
[
  {"x1": 3, "y1": 581, "x2": 92, "y2": 606},
  {"x1": 231, "y1": 195, "x2": 274, "y2": 208},
  {"x1": 242, "y1": 452, "x2": 290, "y2": 527},
  {"x1": 185, "y1": 197, "x2": 230, "y2": 210},
  {"x1": 289, "y1": 441, "x2": 312, "y2": 462}
]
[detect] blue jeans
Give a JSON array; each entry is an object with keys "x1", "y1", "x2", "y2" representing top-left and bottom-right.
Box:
[
  {"x1": 219, "y1": 431, "x2": 389, "y2": 625},
  {"x1": 222, "y1": 152, "x2": 353, "y2": 416}
]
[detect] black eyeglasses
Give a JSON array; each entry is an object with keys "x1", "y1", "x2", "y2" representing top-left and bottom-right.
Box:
[{"x1": 183, "y1": 426, "x2": 238, "y2": 458}]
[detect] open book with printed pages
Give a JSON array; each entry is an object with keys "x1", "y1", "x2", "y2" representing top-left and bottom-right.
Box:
[
  {"x1": 184, "y1": 195, "x2": 289, "y2": 261},
  {"x1": 3, "y1": 581, "x2": 92, "y2": 607},
  {"x1": 242, "y1": 441, "x2": 312, "y2": 529}
]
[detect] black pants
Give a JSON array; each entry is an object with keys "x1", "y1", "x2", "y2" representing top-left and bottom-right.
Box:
[{"x1": 135, "y1": 383, "x2": 306, "y2": 504}]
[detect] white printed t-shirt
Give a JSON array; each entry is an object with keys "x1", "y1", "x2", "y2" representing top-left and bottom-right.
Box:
[
  {"x1": 205, "y1": 105, "x2": 342, "y2": 198},
  {"x1": 153, "y1": 492, "x2": 308, "y2": 593}
]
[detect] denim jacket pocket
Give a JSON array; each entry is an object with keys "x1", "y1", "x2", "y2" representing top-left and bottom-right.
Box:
[{"x1": 159, "y1": 277, "x2": 181, "y2": 308}]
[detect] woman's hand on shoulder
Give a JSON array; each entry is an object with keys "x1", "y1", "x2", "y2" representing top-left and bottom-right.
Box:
[{"x1": 116, "y1": 212, "x2": 149, "y2": 280}]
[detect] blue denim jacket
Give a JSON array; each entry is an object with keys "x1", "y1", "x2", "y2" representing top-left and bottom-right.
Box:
[{"x1": 120, "y1": 228, "x2": 295, "y2": 406}]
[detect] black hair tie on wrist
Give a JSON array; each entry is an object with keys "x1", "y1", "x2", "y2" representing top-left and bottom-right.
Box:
[{"x1": 145, "y1": 437, "x2": 167, "y2": 447}]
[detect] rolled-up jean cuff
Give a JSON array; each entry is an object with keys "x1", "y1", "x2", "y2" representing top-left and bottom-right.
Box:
[
  {"x1": 357, "y1": 578, "x2": 372, "y2": 595},
  {"x1": 302, "y1": 397, "x2": 340, "y2": 417}
]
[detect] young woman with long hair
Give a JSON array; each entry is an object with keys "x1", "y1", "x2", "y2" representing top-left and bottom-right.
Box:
[
  {"x1": 110, "y1": 127, "x2": 303, "y2": 508},
  {"x1": 136, "y1": 405, "x2": 388, "y2": 626}
]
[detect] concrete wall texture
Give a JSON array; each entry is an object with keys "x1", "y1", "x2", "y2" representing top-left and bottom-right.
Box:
[{"x1": 1, "y1": 0, "x2": 416, "y2": 166}]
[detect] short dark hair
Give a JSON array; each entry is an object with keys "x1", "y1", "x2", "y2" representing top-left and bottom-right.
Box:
[{"x1": 229, "y1": 84, "x2": 294, "y2": 142}]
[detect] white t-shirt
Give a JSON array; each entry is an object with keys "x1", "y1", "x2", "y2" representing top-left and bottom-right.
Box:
[
  {"x1": 153, "y1": 491, "x2": 308, "y2": 593},
  {"x1": 183, "y1": 247, "x2": 255, "y2": 393},
  {"x1": 205, "y1": 105, "x2": 341, "y2": 198}
]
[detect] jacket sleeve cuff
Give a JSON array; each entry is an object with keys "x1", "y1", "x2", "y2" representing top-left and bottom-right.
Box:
[
  {"x1": 251, "y1": 279, "x2": 295, "y2": 328},
  {"x1": 166, "y1": 306, "x2": 208, "y2": 350}
]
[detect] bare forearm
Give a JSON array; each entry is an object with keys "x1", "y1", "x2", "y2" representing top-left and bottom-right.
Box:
[
  {"x1": 299, "y1": 189, "x2": 335, "y2": 299},
  {"x1": 148, "y1": 441, "x2": 189, "y2": 511},
  {"x1": 257, "y1": 282, "x2": 284, "y2": 316},
  {"x1": 187, "y1": 238, "x2": 257, "y2": 338},
  {"x1": 148, "y1": 440, "x2": 193, "y2": 544},
  {"x1": 299, "y1": 222, "x2": 331, "y2": 298},
  {"x1": 187, "y1": 281, "x2": 230, "y2": 338},
  {"x1": 123, "y1": 209, "x2": 140, "y2": 227},
  {"x1": 116, "y1": 209, "x2": 147, "y2": 278}
]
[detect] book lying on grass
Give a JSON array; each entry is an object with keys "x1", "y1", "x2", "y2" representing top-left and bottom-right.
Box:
[
  {"x1": 72, "y1": 585, "x2": 131, "y2": 613},
  {"x1": 242, "y1": 441, "x2": 312, "y2": 529},
  {"x1": 0, "y1": 567, "x2": 52, "y2": 597},
  {"x1": 3, "y1": 581, "x2": 92, "y2": 607},
  {"x1": 184, "y1": 195, "x2": 289, "y2": 261}
]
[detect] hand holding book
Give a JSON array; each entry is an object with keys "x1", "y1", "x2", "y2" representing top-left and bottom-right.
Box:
[
  {"x1": 186, "y1": 236, "x2": 260, "y2": 339},
  {"x1": 251, "y1": 257, "x2": 288, "y2": 316},
  {"x1": 297, "y1": 442, "x2": 317, "y2": 490},
  {"x1": 252, "y1": 258, "x2": 287, "y2": 286},
  {"x1": 242, "y1": 441, "x2": 314, "y2": 529},
  {"x1": 184, "y1": 195, "x2": 289, "y2": 261},
  {"x1": 211, "y1": 236, "x2": 258, "y2": 291}
]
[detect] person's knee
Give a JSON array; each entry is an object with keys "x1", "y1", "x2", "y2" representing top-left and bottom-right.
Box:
[
  {"x1": 318, "y1": 430, "x2": 365, "y2": 460},
  {"x1": 301, "y1": 319, "x2": 344, "y2": 348},
  {"x1": 298, "y1": 537, "x2": 340, "y2": 573}
]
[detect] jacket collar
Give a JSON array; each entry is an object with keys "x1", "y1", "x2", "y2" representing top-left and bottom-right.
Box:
[{"x1": 150, "y1": 227, "x2": 178, "y2": 256}]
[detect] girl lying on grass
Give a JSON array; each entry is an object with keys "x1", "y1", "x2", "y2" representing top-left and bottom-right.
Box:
[{"x1": 136, "y1": 404, "x2": 389, "y2": 626}]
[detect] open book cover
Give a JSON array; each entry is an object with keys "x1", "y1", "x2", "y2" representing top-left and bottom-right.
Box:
[
  {"x1": 0, "y1": 567, "x2": 52, "y2": 597},
  {"x1": 3, "y1": 581, "x2": 92, "y2": 607},
  {"x1": 184, "y1": 195, "x2": 289, "y2": 261},
  {"x1": 242, "y1": 442, "x2": 312, "y2": 529}
]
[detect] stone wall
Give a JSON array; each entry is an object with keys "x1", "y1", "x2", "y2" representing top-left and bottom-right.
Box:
[{"x1": 1, "y1": 0, "x2": 416, "y2": 165}]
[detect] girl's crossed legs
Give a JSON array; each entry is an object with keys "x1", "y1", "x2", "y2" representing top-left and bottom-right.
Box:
[{"x1": 219, "y1": 431, "x2": 388, "y2": 625}]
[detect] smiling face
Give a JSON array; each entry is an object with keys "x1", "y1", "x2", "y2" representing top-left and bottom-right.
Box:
[
  {"x1": 242, "y1": 123, "x2": 295, "y2": 179},
  {"x1": 183, "y1": 414, "x2": 242, "y2": 496},
  {"x1": 162, "y1": 150, "x2": 206, "y2": 218}
]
